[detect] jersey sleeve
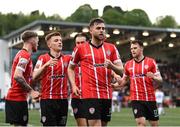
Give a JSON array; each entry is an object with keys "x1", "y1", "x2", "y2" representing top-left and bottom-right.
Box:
[
  {"x1": 34, "y1": 55, "x2": 45, "y2": 71},
  {"x1": 151, "y1": 59, "x2": 160, "y2": 75},
  {"x1": 16, "y1": 53, "x2": 30, "y2": 72},
  {"x1": 70, "y1": 46, "x2": 80, "y2": 65},
  {"x1": 124, "y1": 62, "x2": 129, "y2": 77},
  {"x1": 111, "y1": 45, "x2": 122, "y2": 64}
]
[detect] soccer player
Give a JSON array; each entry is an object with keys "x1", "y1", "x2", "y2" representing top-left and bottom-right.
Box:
[
  {"x1": 68, "y1": 18, "x2": 123, "y2": 126},
  {"x1": 33, "y1": 31, "x2": 71, "y2": 126},
  {"x1": 71, "y1": 33, "x2": 89, "y2": 126},
  {"x1": 5, "y1": 30, "x2": 40, "y2": 126},
  {"x1": 117, "y1": 40, "x2": 163, "y2": 126}
]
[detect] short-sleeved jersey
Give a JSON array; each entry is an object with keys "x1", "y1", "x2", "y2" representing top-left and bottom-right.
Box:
[
  {"x1": 70, "y1": 41, "x2": 121, "y2": 99},
  {"x1": 124, "y1": 57, "x2": 160, "y2": 101},
  {"x1": 6, "y1": 49, "x2": 33, "y2": 101},
  {"x1": 34, "y1": 53, "x2": 71, "y2": 99}
]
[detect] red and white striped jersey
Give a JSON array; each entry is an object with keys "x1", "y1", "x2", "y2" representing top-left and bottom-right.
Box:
[
  {"x1": 124, "y1": 57, "x2": 160, "y2": 101},
  {"x1": 70, "y1": 41, "x2": 122, "y2": 99},
  {"x1": 6, "y1": 49, "x2": 33, "y2": 101},
  {"x1": 34, "y1": 53, "x2": 71, "y2": 99}
]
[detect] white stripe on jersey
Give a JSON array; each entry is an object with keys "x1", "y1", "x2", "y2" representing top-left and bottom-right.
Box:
[
  {"x1": 133, "y1": 60, "x2": 139, "y2": 100},
  {"x1": 90, "y1": 45, "x2": 100, "y2": 98},
  {"x1": 113, "y1": 45, "x2": 120, "y2": 59},
  {"x1": 70, "y1": 48, "x2": 78, "y2": 65},
  {"x1": 102, "y1": 45, "x2": 110, "y2": 99},
  {"x1": 60, "y1": 57, "x2": 64, "y2": 99},
  {"x1": 78, "y1": 67, "x2": 82, "y2": 99},
  {"x1": 50, "y1": 65, "x2": 54, "y2": 99},
  {"x1": 142, "y1": 60, "x2": 148, "y2": 101}
]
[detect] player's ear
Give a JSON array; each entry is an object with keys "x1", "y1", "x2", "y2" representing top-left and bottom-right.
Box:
[{"x1": 89, "y1": 26, "x2": 93, "y2": 34}]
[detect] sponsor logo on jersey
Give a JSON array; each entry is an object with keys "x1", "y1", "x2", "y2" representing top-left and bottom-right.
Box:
[
  {"x1": 106, "y1": 50, "x2": 111, "y2": 56},
  {"x1": 144, "y1": 65, "x2": 149, "y2": 69},
  {"x1": 93, "y1": 63, "x2": 104, "y2": 67}
]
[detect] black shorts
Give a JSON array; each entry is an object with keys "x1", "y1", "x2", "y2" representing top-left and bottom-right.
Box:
[
  {"x1": 83, "y1": 99, "x2": 112, "y2": 122},
  {"x1": 131, "y1": 100, "x2": 159, "y2": 121},
  {"x1": 5, "y1": 100, "x2": 28, "y2": 126},
  {"x1": 40, "y1": 99, "x2": 68, "y2": 126},
  {"x1": 71, "y1": 98, "x2": 86, "y2": 119}
]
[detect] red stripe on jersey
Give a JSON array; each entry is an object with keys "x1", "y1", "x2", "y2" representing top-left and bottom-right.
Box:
[
  {"x1": 70, "y1": 42, "x2": 121, "y2": 99},
  {"x1": 34, "y1": 53, "x2": 71, "y2": 99},
  {"x1": 6, "y1": 50, "x2": 33, "y2": 101},
  {"x1": 124, "y1": 57, "x2": 159, "y2": 101}
]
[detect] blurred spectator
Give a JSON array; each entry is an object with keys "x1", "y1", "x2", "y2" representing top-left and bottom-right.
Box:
[{"x1": 155, "y1": 87, "x2": 165, "y2": 115}]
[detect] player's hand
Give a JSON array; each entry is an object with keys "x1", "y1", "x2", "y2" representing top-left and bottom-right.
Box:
[
  {"x1": 72, "y1": 85, "x2": 81, "y2": 97},
  {"x1": 104, "y1": 59, "x2": 113, "y2": 69},
  {"x1": 45, "y1": 58, "x2": 58, "y2": 67},
  {"x1": 30, "y1": 90, "x2": 40, "y2": 100},
  {"x1": 146, "y1": 72, "x2": 154, "y2": 79},
  {"x1": 111, "y1": 82, "x2": 124, "y2": 91},
  {"x1": 114, "y1": 75, "x2": 122, "y2": 84}
]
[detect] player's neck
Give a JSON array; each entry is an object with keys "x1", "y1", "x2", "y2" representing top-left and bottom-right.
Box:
[
  {"x1": 91, "y1": 38, "x2": 103, "y2": 47},
  {"x1": 22, "y1": 45, "x2": 32, "y2": 54},
  {"x1": 50, "y1": 50, "x2": 61, "y2": 58},
  {"x1": 134, "y1": 55, "x2": 144, "y2": 62}
]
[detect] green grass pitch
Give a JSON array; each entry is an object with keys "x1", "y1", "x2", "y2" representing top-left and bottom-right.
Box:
[{"x1": 0, "y1": 108, "x2": 180, "y2": 126}]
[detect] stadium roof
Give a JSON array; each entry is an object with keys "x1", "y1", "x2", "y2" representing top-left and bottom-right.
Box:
[{"x1": 3, "y1": 20, "x2": 180, "y2": 61}]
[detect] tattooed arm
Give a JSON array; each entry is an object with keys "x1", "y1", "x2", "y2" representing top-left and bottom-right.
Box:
[
  {"x1": 14, "y1": 68, "x2": 40, "y2": 99},
  {"x1": 14, "y1": 76, "x2": 32, "y2": 92},
  {"x1": 14, "y1": 57, "x2": 40, "y2": 99}
]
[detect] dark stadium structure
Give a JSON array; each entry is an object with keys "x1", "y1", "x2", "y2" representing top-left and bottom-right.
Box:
[{"x1": 3, "y1": 20, "x2": 180, "y2": 62}]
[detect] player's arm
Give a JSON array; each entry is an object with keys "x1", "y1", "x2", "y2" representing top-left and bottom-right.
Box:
[
  {"x1": 104, "y1": 59, "x2": 123, "y2": 76},
  {"x1": 111, "y1": 71, "x2": 127, "y2": 90},
  {"x1": 14, "y1": 59, "x2": 40, "y2": 99},
  {"x1": 67, "y1": 63, "x2": 80, "y2": 96},
  {"x1": 14, "y1": 69, "x2": 32, "y2": 92},
  {"x1": 146, "y1": 60, "x2": 163, "y2": 85},
  {"x1": 116, "y1": 75, "x2": 129, "y2": 88},
  {"x1": 33, "y1": 58, "x2": 58, "y2": 81},
  {"x1": 146, "y1": 72, "x2": 163, "y2": 85}
]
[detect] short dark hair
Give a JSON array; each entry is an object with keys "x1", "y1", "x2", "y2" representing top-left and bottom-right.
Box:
[
  {"x1": 130, "y1": 40, "x2": 143, "y2": 47},
  {"x1": 74, "y1": 32, "x2": 88, "y2": 42},
  {"x1": 21, "y1": 30, "x2": 38, "y2": 42},
  {"x1": 45, "y1": 31, "x2": 61, "y2": 41},
  {"x1": 89, "y1": 18, "x2": 105, "y2": 27}
]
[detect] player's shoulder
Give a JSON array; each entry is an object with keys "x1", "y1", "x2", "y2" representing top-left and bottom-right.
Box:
[
  {"x1": 103, "y1": 41, "x2": 115, "y2": 47},
  {"x1": 145, "y1": 56, "x2": 156, "y2": 62},
  {"x1": 37, "y1": 53, "x2": 50, "y2": 61},
  {"x1": 145, "y1": 56, "x2": 155, "y2": 60},
  {"x1": 16, "y1": 49, "x2": 30, "y2": 59},
  {"x1": 64, "y1": 54, "x2": 72, "y2": 59},
  {"x1": 125, "y1": 59, "x2": 133, "y2": 64}
]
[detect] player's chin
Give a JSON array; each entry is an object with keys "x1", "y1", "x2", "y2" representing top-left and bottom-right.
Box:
[{"x1": 99, "y1": 35, "x2": 105, "y2": 40}]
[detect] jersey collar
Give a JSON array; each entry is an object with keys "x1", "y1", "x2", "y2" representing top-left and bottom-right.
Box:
[
  {"x1": 48, "y1": 52, "x2": 63, "y2": 59},
  {"x1": 89, "y1": 41, "x2": 103, "y2": 49},
  {"x1": 134, "y1": 56, "x2": 145, "y2": 63}
]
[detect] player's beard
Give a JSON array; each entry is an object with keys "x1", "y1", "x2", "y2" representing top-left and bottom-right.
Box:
[{"x1": 94, "y1": 33, "x2": 105, "y2": 41}]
